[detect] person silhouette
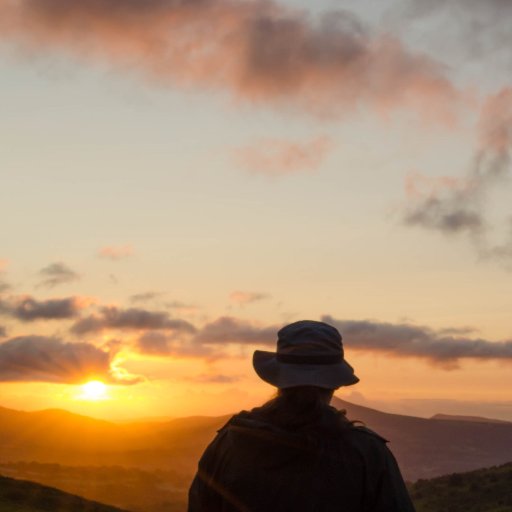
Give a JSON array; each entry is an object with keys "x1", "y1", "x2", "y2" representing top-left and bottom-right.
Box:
[{"x1": 188, "y1": 320, "x2": 416, "y2": 512}]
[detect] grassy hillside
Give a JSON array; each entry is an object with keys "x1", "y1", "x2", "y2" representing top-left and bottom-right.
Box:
[
  {"x1": 410, "y1": 462, "x2": 512, "y2": 512},
  {"x1": 3, "y1": 461, "x2": 512, "y2": 512},
  {"x1": 0, "y1": 474, "x2": 130, "y2": 512},
  {"x1": 0, "y1": 463, "x2": 188, "y2": 512}
]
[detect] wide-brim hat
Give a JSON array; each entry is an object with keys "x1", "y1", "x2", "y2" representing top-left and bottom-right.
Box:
[{"x1": 253, "y1": 320, "x2": 359, "y2": 389}]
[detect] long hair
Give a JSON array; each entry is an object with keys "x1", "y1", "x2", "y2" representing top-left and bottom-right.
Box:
[{"x1": 251, "y1": 386, "x2": 349, "y2": 432}]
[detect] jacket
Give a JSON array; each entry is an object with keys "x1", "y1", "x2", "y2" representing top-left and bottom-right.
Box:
[{"x1": 188, "y1": 406, "x2": 416, "y2": 512}]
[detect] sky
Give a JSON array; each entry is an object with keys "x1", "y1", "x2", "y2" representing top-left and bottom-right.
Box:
[{"x1": 0, "y1": 0, "x2": 512, "y2": 421}]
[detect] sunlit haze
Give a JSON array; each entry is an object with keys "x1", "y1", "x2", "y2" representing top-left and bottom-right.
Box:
[{"x1": 1, "y1": 0, "x2": 512, "y2": 423}]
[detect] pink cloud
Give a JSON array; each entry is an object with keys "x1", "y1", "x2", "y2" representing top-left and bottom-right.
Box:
[
  {"x1": 478, "y1": 87, "x2": 512, "y2": 154},
  {"x1": 98, "y1": 245, "x2": 133, "y2": 260},
  {"x1": 229, "y1": 291, "x2": 270, "y2": 305},
  {"x1": 0, "y1": 0, "x2": 460, "y2": 120},
  {"x1": 404, "y1": 172, "x2": 474, "y2": 201},
  {"x1": 235, "y1": 136, "x2": 333, "y2": 175},
  {"x1": 404, "y1": 87, "x2": 512, "y2": 261}
]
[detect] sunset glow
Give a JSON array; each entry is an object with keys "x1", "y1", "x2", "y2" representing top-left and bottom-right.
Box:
[
  {"x1": 0, "y1": 0, "x2": 511, "y2": 424},
  {"x1": 80, "y1": 381, "x2": 108, "y2": 401}
]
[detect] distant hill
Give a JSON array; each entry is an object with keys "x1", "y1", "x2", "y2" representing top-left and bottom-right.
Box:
[
  {"x1": 0, "y1": 474, "x2": 130, "y2": 512},
  {"x1": 1, "y1": 400, "x2": 512, "y2": 482},
  {"x1": 409, "y1": 462, "x2": 512, "y2": 512},
  {"x1": 430, "y1": 413, "x2": 512, "y2": 425},
  {"x1": 332, "y1": 397, "x2": 512, "y2": 480},
  {"x1": 0, "y1": 405, "x2": 229, "y2": 471}
]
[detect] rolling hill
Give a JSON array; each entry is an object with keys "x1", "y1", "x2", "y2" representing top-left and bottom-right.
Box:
[
  {"x1": 0, "y1": 474, "x2": 130, "y2": 512},
  {"x1": 430, "y1": 413, "x2": 512, "y2": 425},
  {"x1": 1, "y1": 398, "x2": 512, "y2": 482},
  {"x1": 409, "y1": 462, "x2": 512, "y2": 512},
  {"x1": 332, "y1": 397, "x2": 512, "y2": 480}
]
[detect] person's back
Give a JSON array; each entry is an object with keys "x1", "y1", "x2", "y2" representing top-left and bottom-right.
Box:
[
  {"x1": 188, "y1": 388, "x2": 415, "y2": 512},
  {"x1": 188, "y1": 320, "x2": 416, "y2": 512}
]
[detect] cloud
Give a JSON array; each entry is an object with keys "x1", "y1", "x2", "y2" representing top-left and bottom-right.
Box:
[
  {"x1": 322, "y1": 315, "x2": 512, "y2": 369},
  {"x1": 404, "y1": 173, "x2": 483, "y2": 234},
  {"x1": 37, "y1": 262, "x2": 80, "y2": 288},
  {"x1": 0, "y1": 326, "x2": 6, "y2": 338},
  {"x1": 0, "y1": 260, "x2": 11, "y2": 294},
  {"x1": 194, "y1": 316, "x2": 276, "y2": 345},
  {"x1": 129, "y1": 291, "x2": 163, "y2": 304},
  {"x1": 235, "y1": 136, "x2": 333, "y2": 175},
  {"x1": 188, "y1": 373, "x2": 241, "y2": 384},
  {"x1": 0, "y1": 0, "x2": 459, "y2": 120},
  {"x1": 71, "y1": 306, "x2": 197, "y2": 335},
  {"x1": 98, "y1": 245, "x2": 133, "y2": 260},
  {"x1": 136, "y1": 331, "x2": 171, "y2": 355},
  {"x1": 135, "y1": 317, "x2": 276, "y2": 359},
  {"x1": 0, "y1": 336, "x2": 141, "y2": 384},
  {"x1": 98, "y1": 312, "x2": 512, "y2": 370},
  {"x1": 165, "y1": 300, "x2": 198, "y2": 315},
  {"x1": 229, "y1": 291, "x2": 270, "y2": 306},
  {"x1": 1, "y1": 296, "x2": 87, "y2": 322},
  {"x1": 403, "y1": 87, "x2": 512, "y2": 261},
  {"x1": 136, "y1": 330, "x2": 211, "y2": 358},
  {"x1": 393, "y1": 0, "x2": 512, "y2": 64}
]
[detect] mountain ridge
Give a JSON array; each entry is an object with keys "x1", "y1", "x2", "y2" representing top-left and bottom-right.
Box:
[{"x1": 430, "y1": 413, "x2": 512, "y2": 425}]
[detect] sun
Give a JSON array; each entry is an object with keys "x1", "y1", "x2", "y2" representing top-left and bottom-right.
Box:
[{"x1": 80, "y1": 380, "x2": 108, "y2": 401}]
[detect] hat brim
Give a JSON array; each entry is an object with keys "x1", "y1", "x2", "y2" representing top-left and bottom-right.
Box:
[{"x1": 253, "y1": 350, "x2": 359, "y2": 389}]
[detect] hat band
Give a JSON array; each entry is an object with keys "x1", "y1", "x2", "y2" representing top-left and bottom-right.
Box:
[{"x1": 276, "y1": 353, "x2": 343, "y2": 365}]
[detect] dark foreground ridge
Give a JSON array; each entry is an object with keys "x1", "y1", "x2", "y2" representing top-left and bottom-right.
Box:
[
  {"x1": 409, "y1": 462, "x2": 512, "y2": 512},
  {"x1": 0, "y1": 474, "x2": 131, "y2": 512}
]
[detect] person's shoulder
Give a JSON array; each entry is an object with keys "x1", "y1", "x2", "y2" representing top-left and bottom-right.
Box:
[
  {"x1": 341, "y1": 423, "x2": 390, "y2": 457},
  {"x1": 212, "y1": 410, "x2": 262, "y2": 441},
  {"x1": 216, "y1": 410, "x2": 256, "y2": 432},
  {"x1": 348, "y1": 424, "x2": 389, "y2": 444}
]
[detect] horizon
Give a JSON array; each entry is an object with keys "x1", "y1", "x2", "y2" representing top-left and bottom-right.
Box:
[
  {"x1": 2, "y1": 390, "x2": 512, "y2": 424},
  {"x1": 1, "y1": 0, "x2": 512, "y2": 423}
]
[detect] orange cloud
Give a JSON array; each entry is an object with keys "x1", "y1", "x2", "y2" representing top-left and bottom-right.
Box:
[
  {"x1": 98, "y1": 245, "x2": 133, "y2": 260},
  {"x1": 235, "y1": 136, "x2": 332, "y2": 175},
  {"x1": 0, "y1": 0, "x2": 459, "y2": 120},
  {"x1": 0, "y1": 335, "x2": 141, "y2": 384}
]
